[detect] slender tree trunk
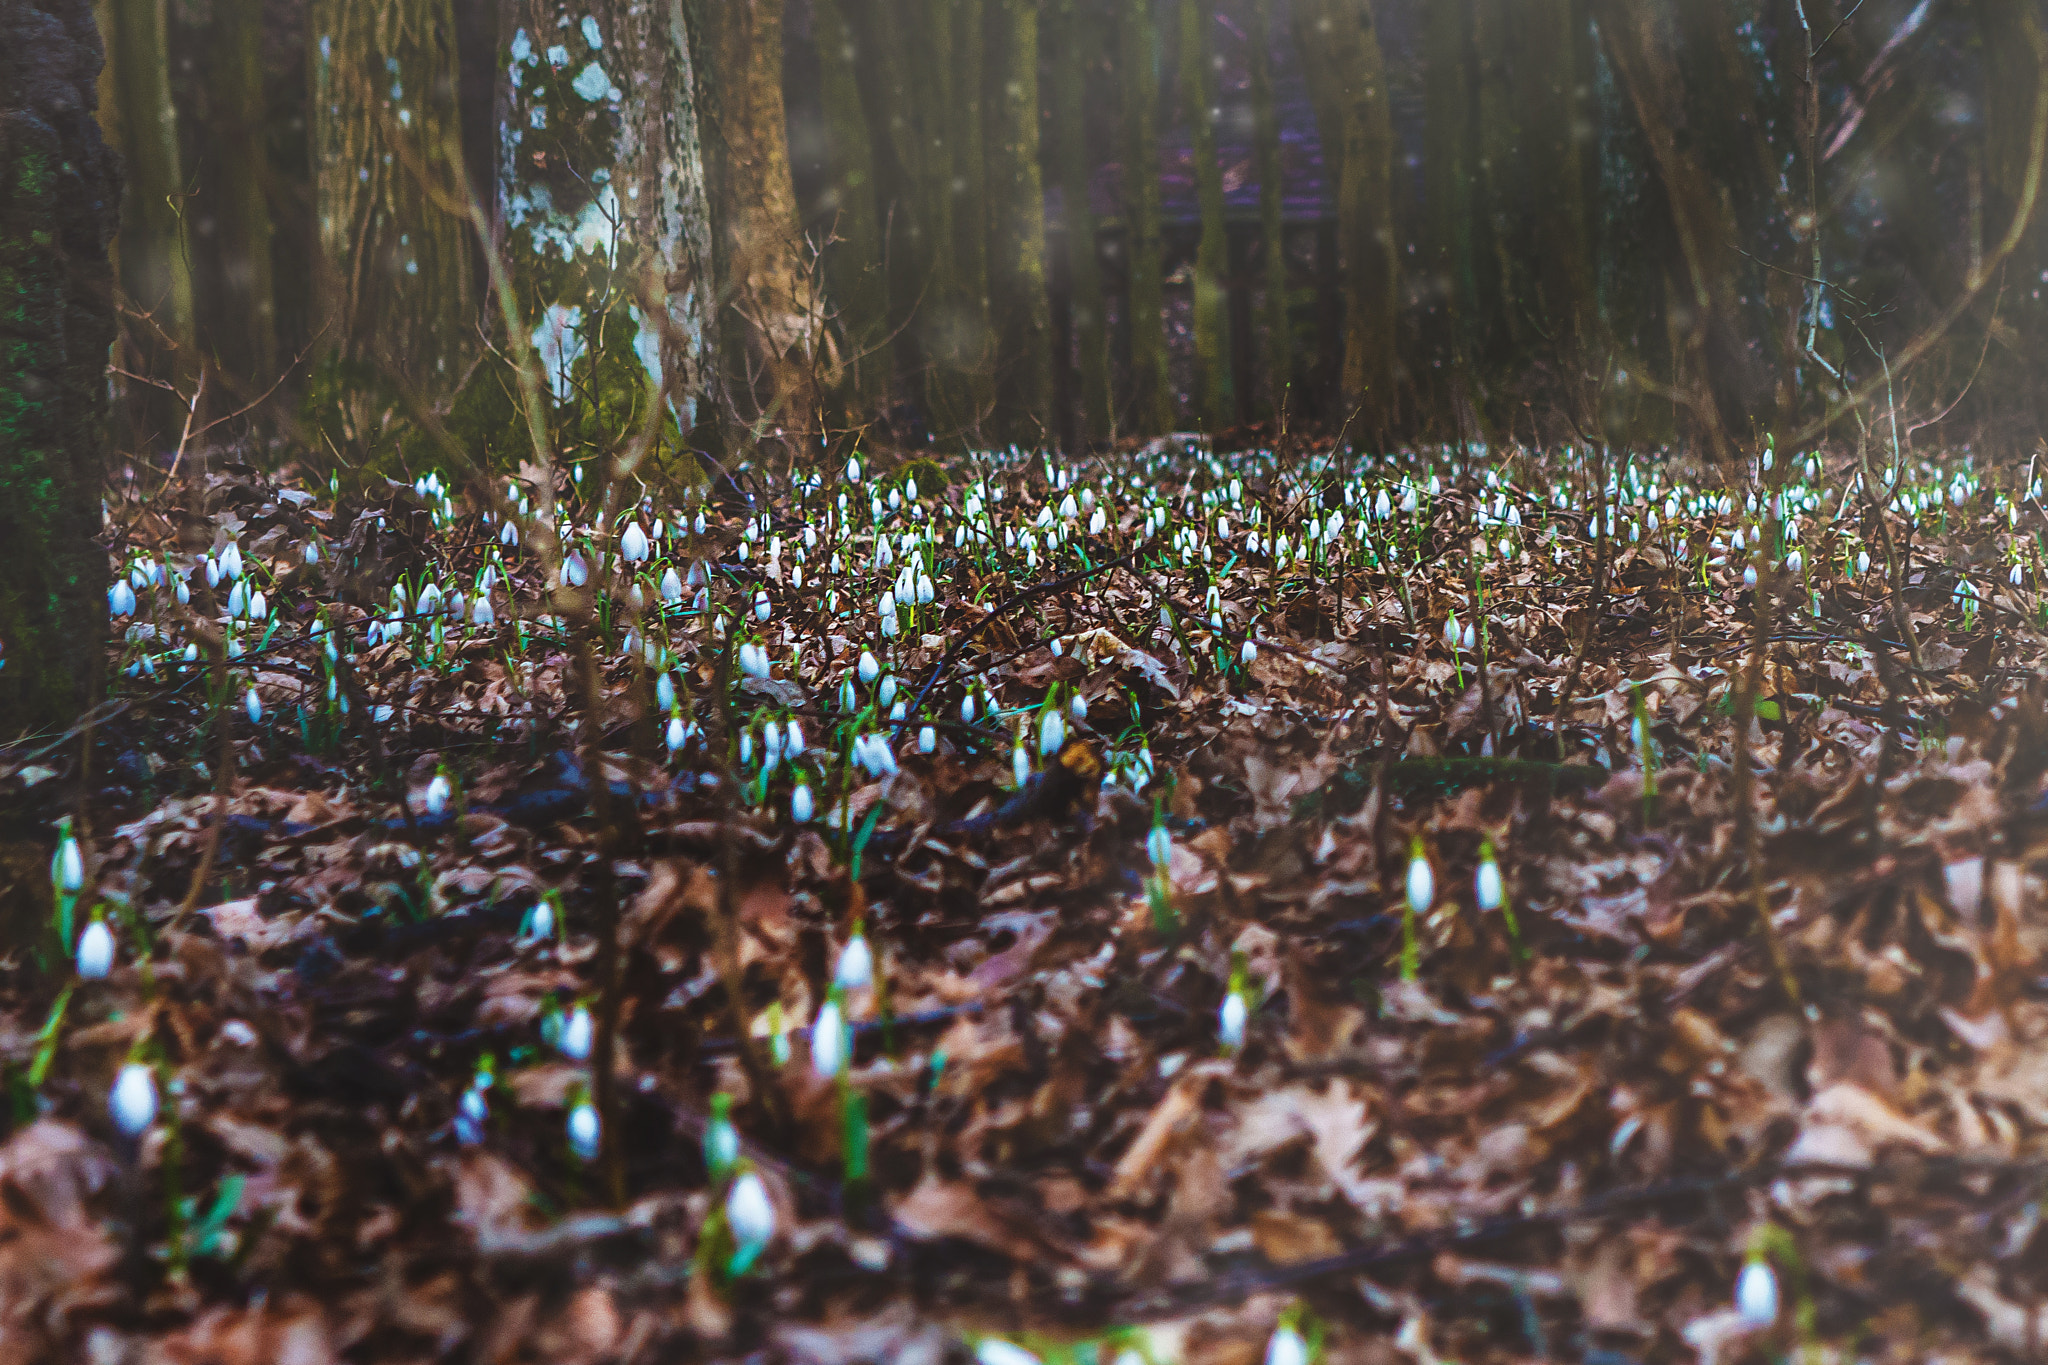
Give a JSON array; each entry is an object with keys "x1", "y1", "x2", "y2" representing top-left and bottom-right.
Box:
[
  {"x1": 1179, "y1": 0, "x2": 1231, "y2": 430},
  {"x1": 1051, "y1": 0, "x2": 1110, "y2": 443},
  {"x1": 987, "y1": 0, "x2": 1051, "y2": 440},
  {"x1": 688, "y1": 0, "x2": 821, "y2": 457},
  {"x1": 1509, "y1": 0, "x2": 1592, "y2": 423},
  {"x1": 310, "y1": 0, "x2": 475, "y2": 393},
  {"x1": 204, "y1": 0, "x2": 277, "y2": 389},
  {"x1": 1, "y1": 0, "x2": 118, "y2": 735},
  {"x1": 1422, "y1": 0, "x2": 1477, "y2": 436},
  {"x1": 954, "y1": 0, "x2": 994, "y2": 408},
  {"x1": 1247, "y1": 0, "x2": 1289, "y2": 422},
  {"x1": 815, "y1": 0, "x2": 891, "y2": 425},
  {"x1": 1321, "y1": 0, "x2": 1395, "y2": 429},
  {"x1": 1121, "y1": 0, "x2": 1172, "y2": 436},
  {"x1": 97, "y1": 0, "x2": 194, "y2": 447}
]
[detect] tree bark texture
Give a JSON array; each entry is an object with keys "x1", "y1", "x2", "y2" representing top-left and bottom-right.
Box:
[
  {"x1": 688, "y1": 0, "x2": 821, "y2": 457},
  {"x1": 1179, "y1": 0, "x2": 1231, "y2": 431},
  {"x1": 202, "y1": 0, "x2": 278, "y2": 388},
  {"x1": 0, "y1": 0, "x2": 119, "y2": 736},
  {"x1": 1050, "y1": 0, "x2": 1110, "y2": 443},
  {"x1": 96, "y1": 0, "x2": 194, "y2": 446},
  {"x1": 1121, "y1": 0, "x2": 1171, "y2": 436},
  {"x1": 1247, "y1": 0, "x2": 1290, "y2": 423},
  {"x1": 987, "y1": 0, "x2": 1052, "y2": 441},
  {"x1": 309, "y1": 0, "x2": 476, "y2": 391}
]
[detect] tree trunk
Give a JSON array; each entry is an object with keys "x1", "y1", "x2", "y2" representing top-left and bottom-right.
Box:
[
  {"x1": 0, "y1": 0, "x2": 118, "y2": 735},
  {"x1": 309, "y1": 0, "x2": 475, "y2": 393},
  {"x1": 1247, "y1": 0, "x2": 1289, "y2": 423},
  {"x1": 815, "y1": 0, "x2": 891, "y2": 424},
  {"x1": 1322, "y1": 0, "x2": 1395, "y2": 430},
  {"x1": 1050, "y1": 0, "x2": 1110, "y2": 444},
  {"x1": 987, "y1": 0, "x2": 1051, "y2": 441},
  {"x1": 97, "y1": 0, "x2": 194, "y2": 449},
  {"x1": 687, "y1": 0, "x2": 820, "y2": 458},
  {"x1": 1421, "y1": 0, "x2": 1477, "y2": 436},
  {"x1": 206, "y1": 0, "x2": 277, "y2": 389},
  {"x1": 1980, "y1": 0, "x2": 2048, "y2": 443},
  {"x1": 1121, "y1": 0, "x2": 1172, "y2": 436},
  {"x1": 1178, "y1": 0, "x2": 1231, "y2": 431},
  {"x1": 1508, "y1": 0, "x2": 1592, "y2": 424}
]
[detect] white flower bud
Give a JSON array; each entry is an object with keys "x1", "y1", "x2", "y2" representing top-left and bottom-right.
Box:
[
  {"x1": 1219, "y1": 990, "x2": 1247, "y2": 1051},
  {"x1": 559, "y1": 1005, "x2": 593, "y2": 1061},
  {"x1": 726, "y1": 1169, "x2": 775, "y2": 1248},
  {"x1": 858, "y1": 650, "x2": 880, "y2": 685},
  {"x1": 245, "y1": 687, "x2": 263, "y2": 724},
  {"x1": 1406, "y1": 848, "x2": 1434, "y2": 915},
  {"x1": 1736, "y1": 1258, "x2": 1778, "y2": 1326},
  {"x1": 110, "y1": 1062, "x2": 157, "y2": 1136},
  {"x1": 810, "y1": 997, "x2": 846, "y2": 1078},
  {"x1": 834, "y1": 934, "x2": 873, "y2": 991},
  {"x1": 1039, "y1": 708, "x2": 1065, "y2": 756},
  {"x1": 1476, "y1": 856, "x2": 1503, "y2": 911},
  {"x1": 621, "y1": 522, "x2": 650, "y2": 563},
  {"x1": 77, "y1": 919, "x2": 114, "y2": 979},
  {"x1": 1264, "y1": 1326, "x2": 1308, "y2": 1365},
  {"x1": 791, "y1": 782, "x2": 814, "y2": 823},
  {"x1": 567, "y1": 1100, "x2": 601, "y2": 1161}
]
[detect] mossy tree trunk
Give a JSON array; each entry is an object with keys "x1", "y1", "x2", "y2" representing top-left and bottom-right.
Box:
[
  {"x1": 1980, "y1": 0, "x2": 2048, "y2": 442},
  {"x1": 96, "y1": 0, "x2": 194, "y2": 449},
  {"x1": 688, "y1": 0, "x2": 821, "y2": 459},
  {"x1": 1178, "y1": 0, "x2": 1231, "y2": 431},
  {"x1": 0, "y1": 0, "x2": 119, "y2": 737},
  {"x1": 309, "y1": 0, "x2": 475, "y2": 395},
  {"x1": 1120, "y1": 0, "x2": 1172, "y2": 437},
  {"x1": 986, "y1": 0, "x2": 1052, "y2": 441},
  {"x1": 1050, "y1": 0, "x2": 1110, "y2": 444},
  {"x1": 1246, "y1": 0, "x2": 1289, "y2": 423}
]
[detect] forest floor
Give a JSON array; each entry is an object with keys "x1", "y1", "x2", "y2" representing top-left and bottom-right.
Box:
[{"x1": 4, "y1": 438, "x2": 2048, "y2": 1365}]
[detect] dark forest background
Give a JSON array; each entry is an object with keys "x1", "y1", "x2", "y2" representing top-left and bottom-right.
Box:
[{"x1": 92, "y1": 0, "x2": 2048, "y2": 470}]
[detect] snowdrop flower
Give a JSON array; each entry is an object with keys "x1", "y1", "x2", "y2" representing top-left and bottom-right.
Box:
[
  {"x1": 754, "y1": 588, "x2": 771, "y2": 622},
  {"x1": 1743, "y1": 564, "x2": 1759, "y2": 588},
  {"x1": 845, "y1": 455, "x2": 863, "y2": 484},
  {"x1": 226, "y1": 579, "x2": 248, "y2": 618},
  {"x1": 1148, "y1": 823, "x2": 1172, "y2": 868},
  {"x1": 916, "y1": 573, "x2": 935, "y2": 605},
  {"x1": 53, "y1": 826, "x2": 83, "y2": 894},
  {"x1": 785, "y1": 718, "x2": 805, "y2": 756},
  {"x1": 977, "y1": 1341, "x2": 1042, "y2": 1365},
  {"x1": 1219, "y1": 990, "x2": 1247, "y2": 1052},
  {"x1": 961, "y1": 692, "x2": 978, "y2": 724},
  {"x1": 738, "y1": 641, "x2": 770, "y2": 679},
  {"x1": 455, "y1": 1082, "x2": 488, "y2": 1145},
  {"x1": 1406, "y1": 842, "x2": 1434, "y2": 915},
  {"x1": 655, "y1": 672, "x2": 677, "y2": 711},
  {"x1": 1240, "y1": 638, "x2": 1259, "y2": 666},
  {"x1": 1475, "y1": 850, "x2": 1503, "y2": 912},
  {"x1": 726, "y1": 1168, "x2": 775, "y2": 1250},
  {"x1": 424, "y1": 773, "x2": 452, "y2": 818},
  {"x1": 2012, "y1": 563, "x2": 2026, "y2": 586},
  {"x1": 659, "y1": 566, "x2": 684, "y2": 603},
  {"x1": 1443, "y1": 613, "x2": 1461, "y2": 650},
  {"x1": 1039, "y1": 707, "x2": 1066, "y2": 756},
  {"x1": 811, "y1": 992, "x2": 847, "y2": 1079},
  {"x1": 878, "y1": 590, "x2": 898, "y2": 637},
  {"x1": 527, "y1": 898, "x2": 555, "y2": 942},
  {"x1": 563, "y1": 552, "x2": 589, "y2": 588},
  {"x1": 76, "y1": 918, "x2": 114, "y2": 979},
  {"x1": 1012, "y1": 741, "x2": 1031, "y2": 787},
  {"x1": 1735, "y1": 1257, "x2": 1778, "y2": 1326},
  {"x1": 666, "y1": 714, "x2": 688, "y2": 752},
  {"x1": 918, "y1": 725, "x2": 937, "y2": 754},
  {"x1": 1070, "y1": 692, "x2": 1088, "y2": 721},
  {"x1": 621, "y1": 521, "x2": 650, "y2": 563},
  {"x1": 567, "y1": 1095, "x2": 601, "y2": 1162},
  {"x1": 220, "y1": 542, "x2": 243, "y2": 580},
  {"x1": 858, "y1": 650, "x2": 880, "y2": 685},
  {"x1": 790, "y1": 781, "x2": 814, "y2": 823},
  {"x1": 834, "y1": 928, "x2": 873, "y2": 991},
  {"x1": 108, "y1": 580, "x2": 136, "y2": 616},
  {"x1": 174, "y1": 574, "x2": 190, "y2": 605},
  {"x1": 110, "y1": 1062, "x2": 157, "y2": 1136},
  {"x1": 1264, "y1": 1324, "x2": 1308, "y2": 1365},
  {"x1": 303, "y1": 539, "x2": 321, "y2": 565},
  {"x1": 245, "y1": 687, "x2": 263, "y2": 724},
  {"x1": 559, "y1": 1004, "x2": 593, "y2": 1061}
]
